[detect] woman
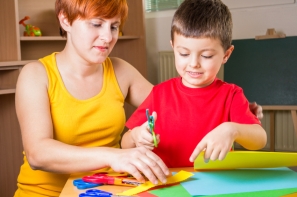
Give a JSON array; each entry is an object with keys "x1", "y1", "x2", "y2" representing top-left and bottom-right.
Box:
[{"x1": 14, "y1": 0, "x2": 169, "y2": 196}]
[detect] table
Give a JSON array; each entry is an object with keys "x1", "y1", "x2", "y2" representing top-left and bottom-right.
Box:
[
  {"x1": 60, "y1": 167, "x2": 191, "y2": 197},
  {"x1": 60, "y1": 167, "x2": 297, "y2": 197}
]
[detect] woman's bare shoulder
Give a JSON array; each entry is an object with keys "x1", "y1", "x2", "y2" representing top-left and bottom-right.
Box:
[{"x1": 17, "y1": 60, "x2": 48, "y2": 89}]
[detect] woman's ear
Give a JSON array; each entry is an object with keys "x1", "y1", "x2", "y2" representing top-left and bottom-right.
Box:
[
  {"x1": 58, "y1": 12, "x2": 70, "y2": 32},
  {"x1": 223, "y1": 45, "x2": 234, "y2": 64}
]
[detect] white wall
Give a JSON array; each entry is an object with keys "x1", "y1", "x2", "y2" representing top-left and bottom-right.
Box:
[{"x1": 145, "y1": 1, "x2": 297, "y2": 84}]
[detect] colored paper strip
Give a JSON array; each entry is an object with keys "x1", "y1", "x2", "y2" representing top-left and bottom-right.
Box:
[
  {"x1": 181, "y1": 168, "x2": 297, "y2": 196},
  {"x1": 192, "y1": 188, "x2": 297, "y2": 197},
  {"x1": 137, "y1": 191, "x2": 158, "y2": 197},
  {"x1": 150, "y1": 184, "x2": 192, "y2": 197},
  {"x1": 117, "y1": 170, "x2": 194, "y2": 196},
  {"x1": 282, "y1": 192, "x2": 297, "y2": 197},
  {"x1": 195, "y1": 151, "x2": 297, "y2": 170}
]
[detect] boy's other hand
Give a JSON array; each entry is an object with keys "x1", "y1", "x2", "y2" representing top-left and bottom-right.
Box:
[
  {"x1": 131, "y1": 111, "x2": 160, "y2": 150},
  {"x1": 249, "y1": 102, "x2": 263, "y2": 119},
  {"x1": 189, "y1": 122, "x2": 235, "y2": 163}
]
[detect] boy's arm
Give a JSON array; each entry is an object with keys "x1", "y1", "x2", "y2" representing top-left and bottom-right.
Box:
[
  {"x1": 233, "y1": 123, "x2": 267, "y2": 150},
  {"x1": 190, "y1": 88, "x2": 267, "y2": 162}
]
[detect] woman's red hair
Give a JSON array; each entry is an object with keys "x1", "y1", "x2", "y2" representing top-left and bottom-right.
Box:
[{"x1": 55, "y1": 0, "x2": 128, "y2": 37}]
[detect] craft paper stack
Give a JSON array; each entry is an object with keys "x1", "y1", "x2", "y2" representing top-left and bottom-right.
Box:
[{"x1": 141, "y1": 151, "x2": 297, "y2": 197}]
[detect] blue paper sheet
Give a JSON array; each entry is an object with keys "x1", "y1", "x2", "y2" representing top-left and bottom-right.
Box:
[{"x1": 180, "y1": 168, "x2": 297, "y2": 196}]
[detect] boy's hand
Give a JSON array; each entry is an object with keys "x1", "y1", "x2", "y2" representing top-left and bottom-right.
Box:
[
  {"x1": 131, "y1": 112, "x2": 160, "y2": 150},
  {"x1": 189, "y1": 122, "x2": 236, "y2": 163}
]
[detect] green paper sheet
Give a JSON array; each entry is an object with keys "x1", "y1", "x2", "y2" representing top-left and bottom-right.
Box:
[
  {"x1": 149, "y1": 184, "x2": 192, "y2": 197},
  {"x1": 192, "y1": 188, "x2": 297, "y2": 197},
  {"x1": 195, "y1": 151, "x2": 297, "y2": 170}
]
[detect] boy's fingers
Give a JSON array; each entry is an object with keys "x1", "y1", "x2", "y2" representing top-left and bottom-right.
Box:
[
  {"x1": 145, "y1": 145, "x2": 154, "y2": 150},
  {"x1": 152, "y1": 111, "x2": 157, "y2": 122},
  {"x1": 218, "y1": 150, "x2": 228, "y2": 161},
  {"x1": 156, "y1": 134, "x2": 160, "y2": 144},
  {"x1": 204, "y1": 146, "x2": 214, "y2": 163},
  {"x1": 209, "y1": 149, "x2": 220, "y2": 161},
  {"x1": 189, "y1": 143, "x2": 204, "y2": 162}
]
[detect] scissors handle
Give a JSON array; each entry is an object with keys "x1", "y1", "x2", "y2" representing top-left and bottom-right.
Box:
[
  {"x1": 73, "y1": 179, "x2": 102, "y2": 189},
  {"x1": 146, "y1": 109, "x2": 158, "y2": 147},
  {"x1": 80, "y1": 189, "x2": 137, "y2": 197}
]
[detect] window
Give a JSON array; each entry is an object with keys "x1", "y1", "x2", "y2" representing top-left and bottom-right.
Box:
[
  {"x1": 145, "y1": 0, "x2": 295, "y2": 12},
  {"x1": 145, "y1": 0, "x2": 184, "y2": 12}
]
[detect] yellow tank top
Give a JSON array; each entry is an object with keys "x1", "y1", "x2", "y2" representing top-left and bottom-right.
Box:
[{"x1": 14, "y1": 53, "x2": 125, "y2": 197}]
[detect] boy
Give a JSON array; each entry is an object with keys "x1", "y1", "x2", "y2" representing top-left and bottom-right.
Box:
[{"x1": 121, "y1": 0, "x2": 267, "y2": 167}]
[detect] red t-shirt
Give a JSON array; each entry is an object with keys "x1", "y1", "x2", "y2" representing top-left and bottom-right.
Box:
[{"x1": 126, "y1": 77, "x2": 260, "y2": 167}]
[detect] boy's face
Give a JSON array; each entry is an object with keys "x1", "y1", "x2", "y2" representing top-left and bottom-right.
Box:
[{"x1": 171, "y1": 33, "x2": 233, "y2": 88}]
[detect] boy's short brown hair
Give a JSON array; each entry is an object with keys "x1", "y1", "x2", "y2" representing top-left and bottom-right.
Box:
[
  {"x1": 55, "y1": 0, "x2": 128, "y2": 37},
  {"x1": 171, "y1": 0, "x2": 232, "y2": 51}
]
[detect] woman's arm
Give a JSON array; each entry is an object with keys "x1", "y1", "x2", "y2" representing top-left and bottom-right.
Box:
[{"x1": 111, "y1": 57, "x2": 153, "y2": 107}]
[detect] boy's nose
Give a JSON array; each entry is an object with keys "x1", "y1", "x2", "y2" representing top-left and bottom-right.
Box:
[
  {"x1": 189, "y1": 57, "x2": 201, "y2": 68},
  {"x1": 189, "y1": 62, "x2": 201, "y2": 68}
]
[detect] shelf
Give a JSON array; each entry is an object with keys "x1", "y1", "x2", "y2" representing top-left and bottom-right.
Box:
[
  {"x1": 20, "y1": 35, "x2": 139, "y2": 41},
  {"x1": 20, "y1": 36, "x2": 66, "y2": 41},
  {"x1": 0, "y1": 89, "x2": 16, "y2": 95},
  {"x1": 0, "y1": 60, "x2": 34, "y2": 68},
  {"x1": 118, "y1": 35, "x2": 139, "y2": 40}
]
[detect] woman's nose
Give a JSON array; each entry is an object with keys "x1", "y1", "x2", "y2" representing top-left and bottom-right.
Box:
[{"x1": 100, "y1": 28, "x2": 113, "y2": 43}]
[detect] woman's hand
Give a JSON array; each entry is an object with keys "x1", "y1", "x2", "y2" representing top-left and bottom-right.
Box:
[{"x1": 108, "y1": 147, "x2": 169, "y2": 185}]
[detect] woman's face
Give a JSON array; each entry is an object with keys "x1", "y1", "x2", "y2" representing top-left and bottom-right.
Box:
[{"x1": 67, "y1": 15, "x2": 121, "y2": 64}]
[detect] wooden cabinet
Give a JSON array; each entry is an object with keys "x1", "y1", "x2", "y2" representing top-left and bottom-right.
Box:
[{"x1": 0, "y1": 0, "x2": 147, "y2": 196}]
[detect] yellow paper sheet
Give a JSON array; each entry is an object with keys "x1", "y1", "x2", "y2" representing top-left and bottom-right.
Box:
[
  {"x1": 194, "y1": 151, "x2": 297, "y2": 170},
  {"x1": 282, "y1": 192, "x2": 297, "y2": 197},
  {"x1": 117, "y1": 170, "x2": 194, "y2": 196}
]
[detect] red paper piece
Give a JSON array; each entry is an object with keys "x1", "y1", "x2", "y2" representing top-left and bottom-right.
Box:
[{"x1": 137, "y1": 191, "x2": 158, "y2": 197}]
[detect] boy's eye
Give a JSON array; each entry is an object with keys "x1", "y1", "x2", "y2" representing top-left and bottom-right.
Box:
[
  {"x1": 201, "y1": 55, "x2": 213, "y2": 59},
  {"x1": 179, "y1": 53, "x2": 189, "y2": 57}
]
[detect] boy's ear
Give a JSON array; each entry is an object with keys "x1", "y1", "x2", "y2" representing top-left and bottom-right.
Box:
[
  {"x1": 58, "y1": 12, "x2": 70, "y2": 32},
  {"x1": 223, "y1": 45, "x2": 234, "y2": 64},
  {"x1": 170, "y1": 40, "x2": 174, "y2": 49}
]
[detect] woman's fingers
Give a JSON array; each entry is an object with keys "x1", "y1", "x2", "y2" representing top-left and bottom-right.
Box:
[{"x1": 110, "y1": 147, "x2": 169, "y2": 185}]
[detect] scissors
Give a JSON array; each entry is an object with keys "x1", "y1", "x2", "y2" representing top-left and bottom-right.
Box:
[
  {"x1": 82, "y1": 172, "x2": 142, "y2": 187},
  {"x1": 146, "y1": 109, "x2": 158, "y2": 147},
  {"x1": 73, "y1": 178, "x2": 102, "y2": 189},
  {"x1": 79, "y1": 189, "x2": 135, "y2": 197}
]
